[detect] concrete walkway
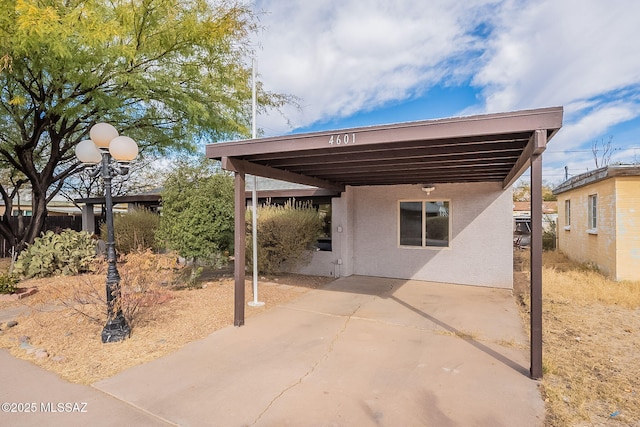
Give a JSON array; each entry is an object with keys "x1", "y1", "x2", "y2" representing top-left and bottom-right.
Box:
[
  {"x1": 1, "y1": 276, "x2": 544, "y2": 426},
  {"x1": 0, "y1": 349, "x2": 171, "y2": 426}
]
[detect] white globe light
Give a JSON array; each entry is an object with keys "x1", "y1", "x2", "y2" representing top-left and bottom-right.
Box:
[
  {"x1": 75, "y1": 139, "x2": 102, "y2": 164},
  {"x1": 90, "y1": 123, "x2": 119, "y2": 148},
  {"x1": 109, "y1": 136, "x2": 139, "y2": 161}
]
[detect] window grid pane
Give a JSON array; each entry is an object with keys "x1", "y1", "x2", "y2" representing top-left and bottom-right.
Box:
[
  {"x1": 425, "y1": 201, "x2": 449, "y2": 247},
  {"x1": 400, "y1": 201, "x2": 449, "y2": 248},
  {"x1": 588, "y1": 195, "x2": 597, "y2": 229},
  {"x1": 399, "y1": 202, "x2": 422, "y2": 246}
]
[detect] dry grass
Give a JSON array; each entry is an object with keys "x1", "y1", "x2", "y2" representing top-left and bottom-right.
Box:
[
  {"x1": 0, "y1": 253, "x2": 332, "y2": 384},
  {"x1": 0, "y1": 257, "x2": 12, "y2": 273},
  {"x1": 514, "y1": 250, "x2": 640, "y2": 426}
]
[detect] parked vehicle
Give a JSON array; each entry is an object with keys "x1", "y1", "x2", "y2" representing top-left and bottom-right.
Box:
[{"x1": 514, "y1": 217, "x2": 531, "y2": 247}]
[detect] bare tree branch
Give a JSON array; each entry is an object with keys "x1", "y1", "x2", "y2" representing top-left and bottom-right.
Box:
[{"x1": 592, "y1": 136, "x2": 614, "y2": 168}]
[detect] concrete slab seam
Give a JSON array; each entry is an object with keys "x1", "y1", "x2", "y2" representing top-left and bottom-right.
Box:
[
  {"x1": 89, "y1": 384, "x2": 179, "y2": 426},
  {"x1": 248, "y1": 303, "x2": 363, "y2": 426},
  {"x1": 281, "y1": 299, "x2": 493, "y2": 341},
  {"x1": 280, "y1": 305, "x2": 352, "y2": 319}
]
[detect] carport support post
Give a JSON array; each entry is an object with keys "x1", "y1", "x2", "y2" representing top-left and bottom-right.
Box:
[
  {"x1": 234, "y1": 171, "x2": 246, "y2": 326},
  {"x1": 81, "y1": 203, "x2": 95, "y2": 234},
  {"x1": 530, "y1": 143, "x2": 544, "y2": 379}
]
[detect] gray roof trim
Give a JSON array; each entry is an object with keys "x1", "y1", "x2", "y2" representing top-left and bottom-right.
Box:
[
  {"x1": 553, "y1": 164, "x2": 640, "y2": 195},
  {"x1": 75, "y1": 194, "x2": 161, "y2": 204},
  {"x1": 245, "y1": 188, "x2": 340, "y2": 200}
]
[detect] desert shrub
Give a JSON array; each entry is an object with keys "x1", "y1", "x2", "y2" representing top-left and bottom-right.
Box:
[
  {"x1": 247, "y1": 201, "x2": 323, "y2": 274},
  {"x1": 100, "y1": 208, "x2": 161, "y2": 254},
  {"x1": 13, "y1": 230, "x2": 95, "y2": 278},
  {"x1": 116, "y1": 249, "x2": 180, "y2": 325},
  {"x1": 60, "y1": 249, "x2": 181, "y2": 329},
  {"x1": 542, "y1": 224, "x2": 557, "y2": 251},
  {"x1": 0, "y1": 273, "x2": 18, "y2": 294}
]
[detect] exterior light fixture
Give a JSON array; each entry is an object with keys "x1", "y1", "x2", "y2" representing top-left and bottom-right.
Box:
[
  {"x1": 75, "y1": 122, "x2": 139, "y2": 343},
  {"x1": 421, "y1": 184, "x2": 436, "y2": 195}
]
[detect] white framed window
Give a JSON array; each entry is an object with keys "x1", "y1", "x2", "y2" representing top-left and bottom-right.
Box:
[
  {"x1": 564, "y1": 199, "x2": 571, "y2": 229},
  {"x1": 11, "y1": 209, "x2": 32, "y2": 217},
  {"x1": 399, "y1": 200, "x2": 450, "y2": 248},
  {"x1": 588, "y1": 194, "x2": 597, "y2": 230}
]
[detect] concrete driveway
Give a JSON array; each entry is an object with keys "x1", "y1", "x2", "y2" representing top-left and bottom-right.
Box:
[{"x1": 92, "y1": 276, "x2": 544, "y2": 426}]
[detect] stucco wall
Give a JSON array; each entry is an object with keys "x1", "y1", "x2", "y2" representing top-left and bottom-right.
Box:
[
  {"x1": 349, "y1": 183, "x2": 514, "y2": 288},
  {"x1": 295, "y1": 183, "x2": 514, "y2": 288},
  {"x1": 293, "y1": 250, "x2": 339, "y2": 277},
  {"x1": 615, "y1": 177, "x2": 640, "y2": 280},
  {"x1": 557, "y1": 179, "x2": 615, "y2": 277},
  {"x1": 291, "y1": 192, "x2": 351, "y2": 278},
  {"x1": 556, "y1": 177, "x2": 640, "y2": 281}
]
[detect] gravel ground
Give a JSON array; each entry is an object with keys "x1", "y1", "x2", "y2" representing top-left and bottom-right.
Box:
[{"x1": 0, "y1": 259, "x2": 333, "y2": 384}]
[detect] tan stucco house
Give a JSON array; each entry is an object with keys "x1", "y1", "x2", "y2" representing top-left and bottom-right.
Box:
[{"x1": 553, "y1": 165, "x2": 640, "y2": 281}]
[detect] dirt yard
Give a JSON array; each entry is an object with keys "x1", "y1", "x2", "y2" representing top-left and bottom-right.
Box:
[
  {"x1": 0, "y1": 254, "x2": 332, "y2": 384},
  {"x1": 514, "y1": 250, "x2": 640, "y2": 426}
]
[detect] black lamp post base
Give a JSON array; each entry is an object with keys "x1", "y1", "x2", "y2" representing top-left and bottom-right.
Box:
[{"x1": 101, "y1": 315, "x2": 131, "y2": 343}]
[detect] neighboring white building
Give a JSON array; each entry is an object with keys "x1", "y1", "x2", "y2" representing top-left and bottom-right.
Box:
[
  {"x1": 209, "y1": 107, "x2": 563, "y2": 291},
  {"x1": 292, "y1": 182, "x2": 513, "y2": 288},
  {"x1": 246, "y1": 176, "x2": 512, "y2": 287}
]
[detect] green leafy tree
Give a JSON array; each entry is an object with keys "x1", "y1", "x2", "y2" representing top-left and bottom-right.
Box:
[
  {"x1": 0, "y1": 0, "x2": 288, "y2": 252},
  {"x1": 157, "y1": 159, "x2": 234, "y2": 265}
]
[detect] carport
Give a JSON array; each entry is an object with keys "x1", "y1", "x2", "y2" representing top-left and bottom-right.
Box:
[{"x1": 206, "y1": 106, "x2": 564, "y2": 379}]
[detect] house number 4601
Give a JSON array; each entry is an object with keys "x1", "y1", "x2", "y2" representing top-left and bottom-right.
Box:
[{"x1": 328, "y1": 133, "x2": 356, "y2": 145}]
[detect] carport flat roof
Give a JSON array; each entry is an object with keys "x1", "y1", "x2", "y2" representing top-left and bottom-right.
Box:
[{"x1": 206, "y1": 107, "x2": 563, "y2": 191}]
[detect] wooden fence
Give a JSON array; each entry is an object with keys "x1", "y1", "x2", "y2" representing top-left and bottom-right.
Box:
[{"x1": 0, "y1": 216, "x2": 82, "y2": 258}]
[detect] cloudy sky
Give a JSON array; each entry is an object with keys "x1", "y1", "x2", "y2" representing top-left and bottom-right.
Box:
[{"x1": 249, "y1": 0, "x2": 640, "y2": 184}]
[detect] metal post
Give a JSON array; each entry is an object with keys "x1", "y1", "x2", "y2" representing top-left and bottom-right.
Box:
[
  {"x1": 234, "y1": 171, "x2": 246, "y2": 326},
  {"x1": 100, "y1": 152, "x2": 130, "y2": 343},
  {"x1": 248, "y1": 178, "x2": 264, "y2": 307},
  {"x1": 530, "y1": 153, "x2": 544, "y2": 379},
  {"x1": 247, "y1": 58, "x2": 264, "y2": 308}
]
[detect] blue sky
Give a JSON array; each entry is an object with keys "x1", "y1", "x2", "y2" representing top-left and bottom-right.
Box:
[{"x1": 250, "y1": 0, "x2": 640, "y2": 186}]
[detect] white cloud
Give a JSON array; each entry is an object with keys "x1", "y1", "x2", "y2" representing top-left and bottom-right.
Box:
[
  {"x1": 475, "y1": 0, "x2": 640, "y2": 112},
  {"x1": 541, "y1": 102, "x2": 639, "y2": 182},
  {"x1": 252, "y1": 0, "x2": 498, "y2": 134},
  {"x1": 250, "y1": 0, "x2": 640, "y2": 188},
  {"x1": 551, "y1": 102, "x2": 639, "y2": 151},
  {"x1": 612, "y1": 147, "x2": 640, "y2": 165}
]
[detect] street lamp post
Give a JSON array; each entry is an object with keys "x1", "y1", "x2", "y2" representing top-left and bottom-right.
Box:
[{"x1": 75, "y1": 123, "x2": 139, "y2": 343}]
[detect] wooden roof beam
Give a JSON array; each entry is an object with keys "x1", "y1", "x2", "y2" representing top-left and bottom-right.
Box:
[
  {"x1": 502, "y1": 129, "x2": 548, "y2": 189},
  {"x1": 221, "y1": 157, "x2": 345, "y2": 192}
]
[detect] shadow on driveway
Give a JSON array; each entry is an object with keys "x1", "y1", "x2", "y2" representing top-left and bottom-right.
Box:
[{"x1": 93, "y1": 276, "x2": 543, "y2": 426}]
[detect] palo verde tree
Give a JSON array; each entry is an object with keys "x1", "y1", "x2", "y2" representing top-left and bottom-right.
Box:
[
  {"x1": 0, "y1": 0, "x2": 287, "y2": 252},
  {"x1": 512, "y1": 180, "x2": 557, "y2": 202},
  {"x1": 157, "y1": 158, "x2": 234, "y2": 266}
]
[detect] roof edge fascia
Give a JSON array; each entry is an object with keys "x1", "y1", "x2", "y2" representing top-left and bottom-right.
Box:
[{"x1": 553, "y1": 164, "x2": 640, "y2": 194}]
